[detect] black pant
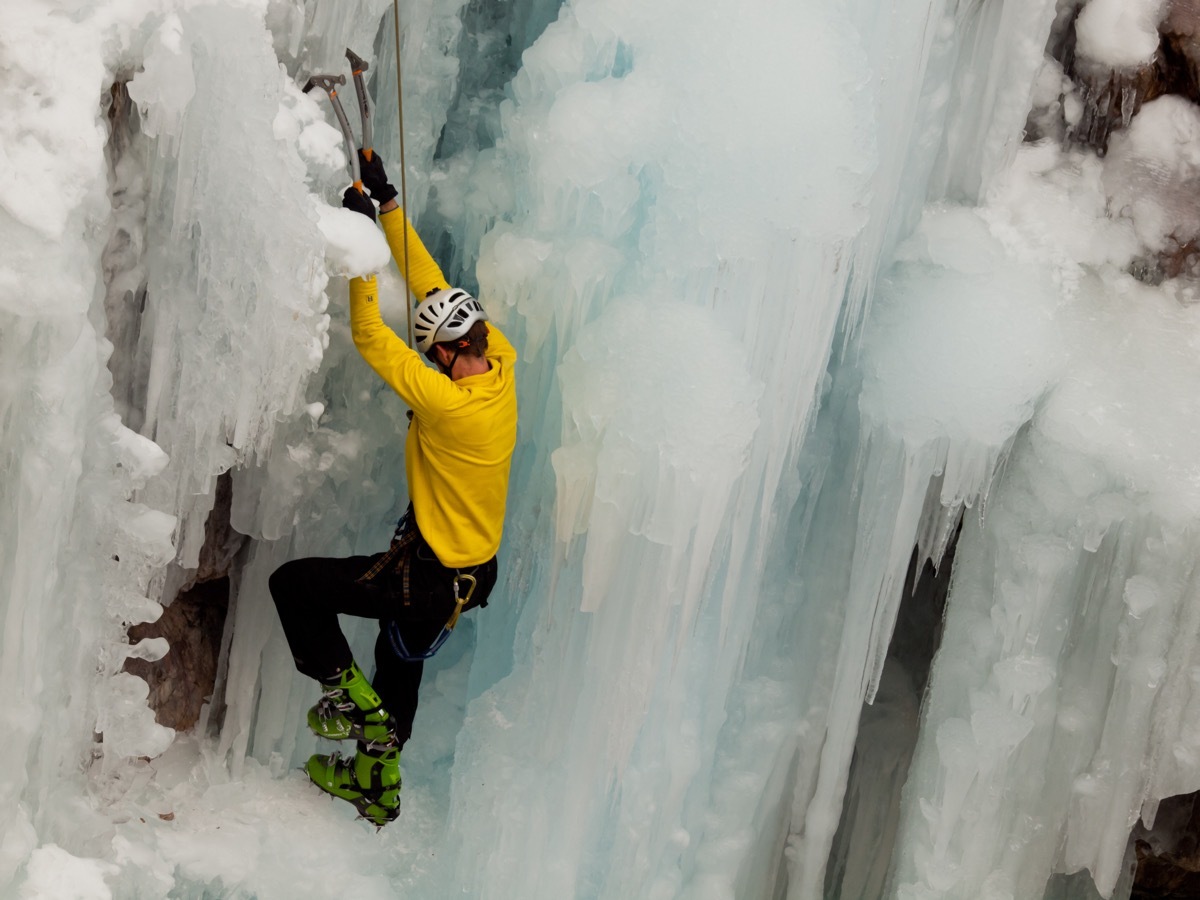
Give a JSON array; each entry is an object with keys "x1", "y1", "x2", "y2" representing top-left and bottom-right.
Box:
[{"x1": 268, "y1": 541, "x2": 496, "y2": 749}]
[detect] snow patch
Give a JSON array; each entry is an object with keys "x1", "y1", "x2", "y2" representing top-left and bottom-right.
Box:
[
  {"x1": 16, "y1": 845, "x2": 118, "y2": 900},
  {"x1": 1075, "y1": 0, "x2": 1167, "y2": 68},
  {"x1": 316, "y1": 205, "x2": 392, "y2": 278}
]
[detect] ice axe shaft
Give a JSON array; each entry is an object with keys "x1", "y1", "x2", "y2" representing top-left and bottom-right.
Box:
[
  {"x1": 303, "y1": 73, "x2": 362, "y2": 191},
  {"x1": 345, "y1": 48, "x2": 373, "y2": 160}
]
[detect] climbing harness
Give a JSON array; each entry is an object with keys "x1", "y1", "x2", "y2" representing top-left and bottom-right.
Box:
[
  {"x1": 388, "y1": 571, "x2": 475, "y2": 661},
  {"x1": 356, "y1": 509, "x2": 478, "y2": 661}
]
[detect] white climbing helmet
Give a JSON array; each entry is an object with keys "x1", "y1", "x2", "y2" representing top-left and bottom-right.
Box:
[{"x1": 413, "y1": 288, "x2": 488, "y2": 354}]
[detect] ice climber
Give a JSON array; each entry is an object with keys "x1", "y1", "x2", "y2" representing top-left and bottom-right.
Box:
[{"x1": 269, "y1": 151, "x2": 518, "y2": 825}]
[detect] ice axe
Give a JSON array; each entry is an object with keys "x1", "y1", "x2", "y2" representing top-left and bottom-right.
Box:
[
  {"x1": 303, "y1": 73, "x2": 363, "y2": 193},
  {"x1": 345, "y1": 48, "x2": 374, "y2": 162}
]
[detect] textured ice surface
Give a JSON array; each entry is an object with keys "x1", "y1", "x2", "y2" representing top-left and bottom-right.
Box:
[
  {"x1": 436, "y1": 0, "x2": 879, "y2": 895},
  {"x1": 879, "y1": 135, "x2": 1200, "y2": 900},
  {"x1": 1102, "y1": 96, "x2": 1200, "y2": 254},
  {"x1": 3, "y1": 0, "x2": 1200, "y2": 898}
]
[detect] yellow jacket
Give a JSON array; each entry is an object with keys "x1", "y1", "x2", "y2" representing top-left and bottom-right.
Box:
[{"x1": 348, "y1": 209, "x2": 517, "y2": 568}]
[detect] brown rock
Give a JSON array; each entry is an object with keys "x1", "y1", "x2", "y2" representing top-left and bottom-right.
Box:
[
  {"x1": 123, "y1": 472, "x2": 243, "y2": 733},
  {"x1": 1068, "y1": 58, "x2": 1164, "y2": 154},
  {"x1": 124, "y1": 576, "x2": 229, "y2": 733},
  {"x1": 1132, "y1": 792, "x2": 1200, "y2": 899},
  {"x1": 1162, "y1": 0, "x2": 1200, "y2": 98}
]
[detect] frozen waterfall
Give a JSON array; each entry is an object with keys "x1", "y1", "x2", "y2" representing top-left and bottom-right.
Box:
[{"x1": 2, "y1": 0, "x2": 1199, "y2": 898}]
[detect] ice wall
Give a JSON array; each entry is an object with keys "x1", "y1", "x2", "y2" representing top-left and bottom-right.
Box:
[
  {"x1": 875, "y1": 211, "x2": 1200, "y2": 897},
  {"x1": 1, "y1": 0, "x2": 405, "y2": 887},
  {"x1": 4, "y1": 0, "x2": 1200, "y2": 897},
  {"x1": 0, "y1": 4, "x2": 179, "y2": 883},
  {"x1": 429, "y1": 0, "x2": 885, "y2": 894}
]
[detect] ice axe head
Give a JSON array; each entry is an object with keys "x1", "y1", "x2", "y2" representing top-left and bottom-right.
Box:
[
  {"x1": 345, "y1": 48, "x2": 369, "y2": 74},
  {"x1": 303, "y1": 73, "x2": 346, "y2": 96}
]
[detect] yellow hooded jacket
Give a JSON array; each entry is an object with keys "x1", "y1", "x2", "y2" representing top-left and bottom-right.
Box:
[{"x1": 348, "y1": 209, "x2": 517, "y2": 568}]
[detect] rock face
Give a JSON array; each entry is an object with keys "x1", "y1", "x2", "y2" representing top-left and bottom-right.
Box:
[
  {"x1": 1162, "y1": 1, "x2": 1200, "y2": 98},
  {"x1": 125, "y1": 576, "x2": 229, "y2": 733},
  {"x1": 1028, "y1": 0, "x2": 1200, "y2": 296},
  {"x1": 1068, "y1": 60, "x2": 1162, "y2": 154},
  {"x1": 1133, "y1": 793, "x2": 1200, "y2": 899},
  {"x1": 824, "y1": 533, "x2": 958, "y2": 900},
  {"x1": 1048, "y1": 1, "x2": 1198, "y2": 156},
  {"x1": 124, "y1": 472, "x2": 244, "y2": 733}
]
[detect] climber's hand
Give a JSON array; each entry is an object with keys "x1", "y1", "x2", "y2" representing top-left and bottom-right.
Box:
[
  {"x1": 342, "y1": 186, "x2": 377, "y2": 221},
  {"x1": 358, "y1": 150, "x2": 399, "y2": 205}
]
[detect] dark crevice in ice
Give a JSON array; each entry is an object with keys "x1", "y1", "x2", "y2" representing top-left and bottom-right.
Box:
[
  {"x1": 424, "y1": 0, "x2": 564, "y2": 285},
  {"x1": 433, "y1": 0, "x2": 523, "y2": 162},
  {"x1": 823, "y1": 521, "x2": 960, "y2": 899},
  {"x1": 100, "y1": 78, "x2": 152, "y2": 433}
]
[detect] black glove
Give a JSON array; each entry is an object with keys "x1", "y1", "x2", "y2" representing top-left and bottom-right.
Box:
[
  {"x1": 358, "y1": 150, "x2": 399, "y2": 205},
  {"x1": 342, "y1": 185, "x2": 376, "y2": 221}
]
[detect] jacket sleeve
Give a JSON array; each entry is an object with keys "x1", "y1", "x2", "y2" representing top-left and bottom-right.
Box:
[
  {"x1": 483, "y1": 321, "x2": 518, "y2": 366},
  {"x1": 379, "y1": 208, "x2": 449, "y2": 300},
  {"x1": 348, "y1": 274, "x2": 465, "y2": 416}
]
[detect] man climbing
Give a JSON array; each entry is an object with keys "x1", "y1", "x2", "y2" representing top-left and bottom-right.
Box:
[{"x1": 268, "y1": 151, "x2": 518, "y2": 825}]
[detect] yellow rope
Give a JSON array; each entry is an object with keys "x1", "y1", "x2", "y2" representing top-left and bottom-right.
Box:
[{"x1": 393, "y1": 0, "x2": 414, "y2": 347}]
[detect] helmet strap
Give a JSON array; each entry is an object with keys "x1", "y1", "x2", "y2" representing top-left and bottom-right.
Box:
[
  {"x1": 432, "y1": 337, "x2": 472, "y2": 378},
  {"x1": 429, "y1": 346, "x2": 463, "y2": 377}
]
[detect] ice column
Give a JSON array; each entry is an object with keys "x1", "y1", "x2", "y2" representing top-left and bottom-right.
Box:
[
  {"x1": 433, "y1": 0, "x2": 878, "y2": 895},
  {"x1": 0, "y1": 1, "x2": 178, "y2": 883},
  {"x1": 126, "y1": 6, "x2": 330, "y2": 567},
  {"x1": 888, "y1": 280, "x2": 1200, "y2": 899},
  {"x1": 772, "y1": 0, "x2": 1062, "y2": 889}
]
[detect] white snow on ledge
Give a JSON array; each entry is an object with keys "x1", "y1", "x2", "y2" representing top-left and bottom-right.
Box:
[
  {"x1": 1074, "y1": 0, "x2": 1167, "y2": 68},
  {"x1": 316, "y1": 204, "x2": 392, "y2": 279}
]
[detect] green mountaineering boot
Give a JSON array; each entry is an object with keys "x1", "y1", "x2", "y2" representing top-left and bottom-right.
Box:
[
  {"x1": 306, "y1": 743, "x2": 402, "y2": 826},
  {"x1": 306, "y1": 661, "x2": 399, "y2": 750}
]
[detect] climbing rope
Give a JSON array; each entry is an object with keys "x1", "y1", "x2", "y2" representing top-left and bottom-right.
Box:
[{"x1": 392, "y1": 0, "x2": 414, "y2": 348}]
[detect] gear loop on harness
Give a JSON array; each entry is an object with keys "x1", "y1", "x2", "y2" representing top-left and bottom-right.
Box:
[
  {"x1": 357, "y1": 506, "x2": 477, "y2": 662},
  {"x1": 387, "y1": 568, "x2": 474, "y2": 661}
]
